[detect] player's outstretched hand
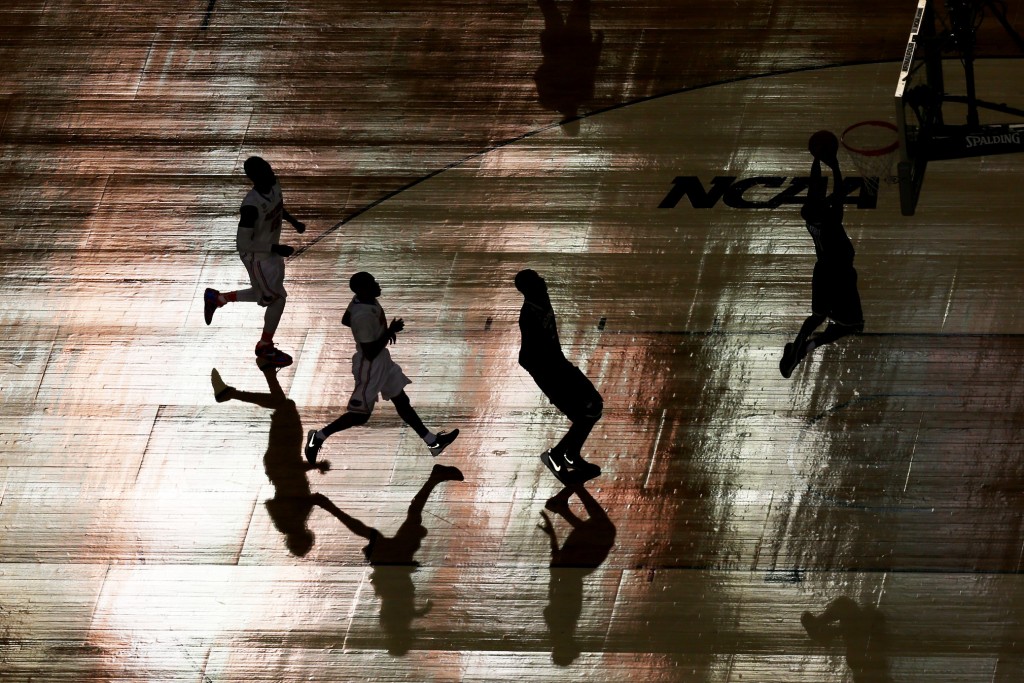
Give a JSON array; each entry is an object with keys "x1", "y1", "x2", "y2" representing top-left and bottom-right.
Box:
[
  {"x1": 292, "y1": 219, "x2": 306, "y2": 234},
  {"x1": 271, "y1": 244, "x2": 295, "y2": 257}
]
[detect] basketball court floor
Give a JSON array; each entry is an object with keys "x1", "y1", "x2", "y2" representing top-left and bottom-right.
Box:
[{"x1": 3, "y1": 1, "x2": 1024, "y2": 680}]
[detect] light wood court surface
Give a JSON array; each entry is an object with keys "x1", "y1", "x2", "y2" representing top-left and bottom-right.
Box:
[{"x1": 4, "y1": 0, "x2": 1024, "y2": 680}]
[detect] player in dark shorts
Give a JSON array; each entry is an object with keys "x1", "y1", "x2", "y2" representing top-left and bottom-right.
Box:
[
  {"x1": 515, "y1": 269, "x2": 602, "y2": 482},
  {"x1": 780, "y1": 146, "x2": 865, "y2": 378}
]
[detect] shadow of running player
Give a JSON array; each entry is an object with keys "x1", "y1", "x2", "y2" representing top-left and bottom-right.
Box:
[
  {"x1": 533, "y1": 0, "x2": 604, "y2": 134},
  {"x1": 802, "y1": 596, "x2": 892, "y2": 683},
  {"x1": 211, "y1": 367, "x2": 329, "y2": 556},
  {"x1": 537, "y1": 483, "x2": 616, "y2": 665},
  {"x1": 314, "y1": 464, "x2": 464, "y2": 655}
]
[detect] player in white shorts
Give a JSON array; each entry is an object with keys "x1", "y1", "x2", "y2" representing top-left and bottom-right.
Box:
[
  {"x1": 303, "y1": 271, "x2": 460, "y2": 464},
  {"x1": 203, "y1": 156, "x2": 305, "y2": 370}
]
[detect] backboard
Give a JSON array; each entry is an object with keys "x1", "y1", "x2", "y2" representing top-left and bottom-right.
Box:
[{"x1": 894, "y1": 0, "x2": 944, "y2": 216}]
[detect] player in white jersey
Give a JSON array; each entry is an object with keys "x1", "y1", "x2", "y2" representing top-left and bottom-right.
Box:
[
  {"x1": 303, "y1": 271, "x2": 459, "y2": 465},
  {"x1": 203, "y1": 156, "x2": 305, "y2": 369}
]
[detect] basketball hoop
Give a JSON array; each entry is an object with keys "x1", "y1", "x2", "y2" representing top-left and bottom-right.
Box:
[{"x1": 840, "y1": 120, "x2": 900, "y2": 194}]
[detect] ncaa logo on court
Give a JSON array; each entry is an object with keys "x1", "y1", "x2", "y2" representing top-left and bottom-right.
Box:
[{"x1": 658, "y1": 175, "x2": 879, "y2": 210}]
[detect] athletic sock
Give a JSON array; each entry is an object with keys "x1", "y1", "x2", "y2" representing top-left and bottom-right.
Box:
[
  {"x1": 315, "y1": 430, "x2": 326, "y2": 441},
  {"x1": 423, "y1": 432, "x2": 437, "y2": 446}
]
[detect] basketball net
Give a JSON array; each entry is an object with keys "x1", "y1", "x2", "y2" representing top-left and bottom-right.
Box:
[{"x1": 840, "y1": 120, "x2": 900, "y2": 194}]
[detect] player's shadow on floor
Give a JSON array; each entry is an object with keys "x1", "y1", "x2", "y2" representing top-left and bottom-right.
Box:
[
  {"x1": 802, "y1": 596, "x2": 892, "y2": 683},
  {"x1": 537, "y1": 482, "x2": 616, "y2": 665},
  {"x1": 211, "y1": 368, "x2": 329, "y2": 556},
  {"x1": 314, "y1": 464, "x2": 464, "y2": 655},
  {"x1": 533, "y1": 0, "x2": 604, "y2": 131}
]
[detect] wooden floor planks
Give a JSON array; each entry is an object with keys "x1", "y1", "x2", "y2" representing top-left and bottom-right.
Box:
[{"x1": 5, "y1": 0, "x2": 1024, "y2": 680}]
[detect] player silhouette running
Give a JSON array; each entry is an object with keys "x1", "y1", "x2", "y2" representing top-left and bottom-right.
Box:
[
  {"x1": 515, "y1": 269, "x2": 602, "y2": 483},
  {"x1": 314, "y1": 463, "x2": 464, "y2": 655},
  {"x1": 204, "y1": 156, "x2": 305, "y2": 370},
  {"x1": 780, "y1": 133, "x2": 865, "y2": 378},
  {"x1": 211, "y1": 367, "x2": 329, "y2": 556},
  {"x1": 304, "y1": 271, "x2": 459, "y2": 465}
]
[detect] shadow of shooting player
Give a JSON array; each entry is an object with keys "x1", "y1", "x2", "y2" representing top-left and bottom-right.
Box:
[
  {"x1": 802, "y1": 596, "x2": 892, "y2": 683},
  {"x1": 780, "y1": 130, "x2": 865, "y2": 378},
  {"x1": 515, "y1": 269, "x2": 603, "y2": 484},
  {"x1": 314, "y1": 463, "x2": 464, "y2": 655},
  {"x1": 537, "y1": 483, "x2": 616, "y2": 665}
]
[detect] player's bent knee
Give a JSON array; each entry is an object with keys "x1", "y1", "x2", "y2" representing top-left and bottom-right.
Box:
[
  {"x1": 571, "y1": 396, "x2": 603, "y2": 423},
  {"x1": 259, "y1": 292, "x2": 287, "y2": 308},
  {"x1": 345, "y1": 399, "x2": 374, "y2": 418}
]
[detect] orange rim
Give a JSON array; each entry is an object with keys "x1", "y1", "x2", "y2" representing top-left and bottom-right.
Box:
[{"x1": 841, "y1": 120, "x2": 899, "y2": 157}]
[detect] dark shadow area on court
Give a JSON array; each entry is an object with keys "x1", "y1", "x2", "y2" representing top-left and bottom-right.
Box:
[
  {"x1": 315, "y1": 464, "x2": 464, "y2": 655},
  {"x1": 533, "y1": 0, "x2": 604, "y2": 133},
  {"x1": 538, "y1": 483, "x2": 616, "y2": 665},
  {"x1": 802, "y1": 596, "x2": 892, "y2": 683},
  {"x1": 211, "y1": 368, "x2": 329, "y2": 556}
]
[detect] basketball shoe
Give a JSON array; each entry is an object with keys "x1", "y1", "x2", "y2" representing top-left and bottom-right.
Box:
[
  {"x1": 541, "y1": 449, "x2": 572, "y2": 484},
  {"x1": 305, "y1": 430, "x2": 324, "y2": 465},
  {"x1": 204, "y1": 288, "x2": 221, "y2": 325},
  {"x1": 427, "y1": 429, "x2": 460, "y2": 457},
  {"x1": 255, "y1": 342, "x2": 293, "y2": 370},
  {"x1": 780, "y1": 342, "x2": 806, "y2": 378},
  {"x1": 572, "y1": 458, "x2": 601, "y2": 481}
]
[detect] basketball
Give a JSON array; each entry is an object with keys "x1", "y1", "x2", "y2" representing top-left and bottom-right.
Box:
[{"x1": 808, "y1": 129, "x2": 839, "y2": 160}]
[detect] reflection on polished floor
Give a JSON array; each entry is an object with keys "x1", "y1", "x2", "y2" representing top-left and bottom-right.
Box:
[{"x1": 3, "y1": 0, "x2": 1024, "y2": 680}]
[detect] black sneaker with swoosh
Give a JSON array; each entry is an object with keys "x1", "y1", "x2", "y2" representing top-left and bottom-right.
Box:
[
  {"x1": 305, "y1": 430, "x2": 324, "y2": 465},
  {"x1": 427, "y1": 429, "x2": 460, "y2": 457},
  {"x1": 540, "y1": 449, "x2": 571, "y2": 484},
  {"x1": 572, "y1": 459, "x2": 602, "y2": 481}
]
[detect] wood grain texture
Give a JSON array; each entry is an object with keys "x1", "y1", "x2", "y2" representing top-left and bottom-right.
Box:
[{"x1": 4, "y1": 0, "x2": 1024, "y2": 680}]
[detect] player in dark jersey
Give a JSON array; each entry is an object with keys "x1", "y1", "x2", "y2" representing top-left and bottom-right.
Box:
[
  {"x1": 780, "y1": 150, "x2": 865, "y2": 378},
  {"x1": 515, "y1": 269, "x2": 602, "y2": 482}
]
